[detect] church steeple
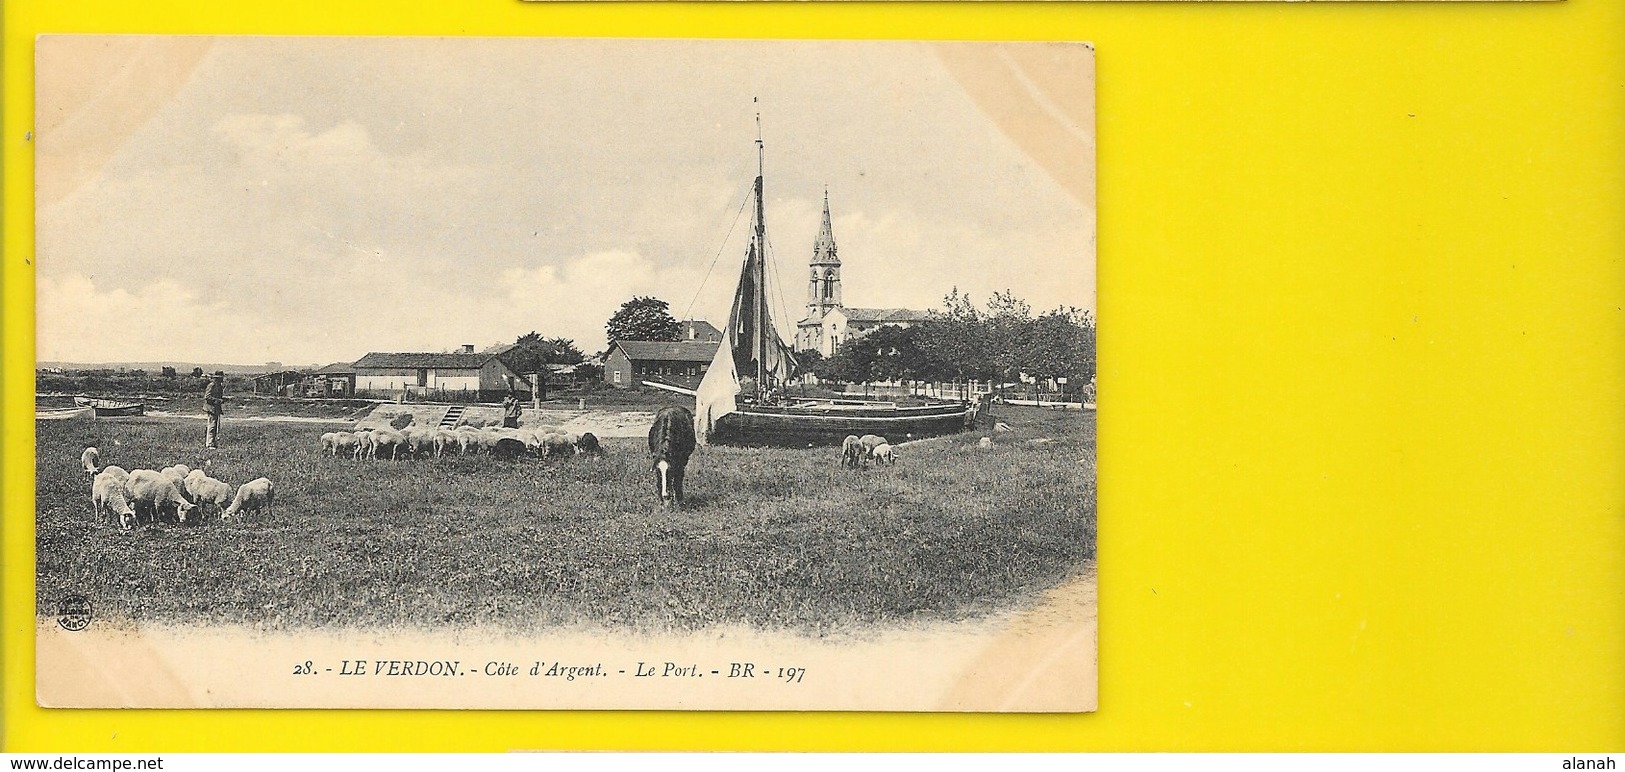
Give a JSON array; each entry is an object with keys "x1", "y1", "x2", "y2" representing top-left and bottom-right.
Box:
[
  {"x1": 812, "y1": 189, "x2": 839, "y2": 266},
  {"x1": 806, "y1": 188, "x2": 843, "y2": 322}
]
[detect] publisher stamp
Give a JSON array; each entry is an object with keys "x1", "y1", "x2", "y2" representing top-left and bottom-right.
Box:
[{"x1": 56, "y1": 594, "x2": 91, "y2": 632}]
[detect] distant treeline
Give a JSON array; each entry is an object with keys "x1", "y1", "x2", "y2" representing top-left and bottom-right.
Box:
[
  {"x1": 802, "y1": 290, "x2": 1096, "y2": 401},
  {"x1": 37, "y1": 369, "x2": 254, "y2": 397}
]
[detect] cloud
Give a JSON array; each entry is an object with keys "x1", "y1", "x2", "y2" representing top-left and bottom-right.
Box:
[
  {"x1": 35, "y1": 39, "x2": 1094, "y2": 366},
  {"x1": 37, "y1": 274, "x2": 275, "y2": 363}
]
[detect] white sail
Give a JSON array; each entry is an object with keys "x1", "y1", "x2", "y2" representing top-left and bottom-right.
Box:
[{"x1": 693, "y1": 323, "x2": 740, "y2": 445}]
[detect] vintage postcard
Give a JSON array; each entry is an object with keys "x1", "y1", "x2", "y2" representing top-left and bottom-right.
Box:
[{"x1": 34, "y1": 37, "x2": 1097, "y2": 710}]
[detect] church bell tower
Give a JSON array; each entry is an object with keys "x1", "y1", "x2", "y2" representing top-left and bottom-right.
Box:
[{"x1": 806, "y1": 190, "x2": 842, "y2": 322}]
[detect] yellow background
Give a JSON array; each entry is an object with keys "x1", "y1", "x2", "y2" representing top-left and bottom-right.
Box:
[{"x1": 5, "y1": 0, "x2": 1622, "y2": 752}]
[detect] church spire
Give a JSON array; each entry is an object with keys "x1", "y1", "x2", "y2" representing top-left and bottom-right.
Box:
[{"x1": 811, "y1": 188, "x2": 839, "y2": 266}]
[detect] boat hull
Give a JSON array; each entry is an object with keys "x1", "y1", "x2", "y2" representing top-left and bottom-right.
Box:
[
  {"x1": 74, "y1": 397, "x2": 145, "y2": 417},
  {"x1": 710, "y1": 403, "x2": 973, "y2": 447}
]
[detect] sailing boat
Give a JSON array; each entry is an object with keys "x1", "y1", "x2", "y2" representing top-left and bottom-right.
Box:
[{"x1": 693, "y1": 122, "x2": 976, "y2": 447}]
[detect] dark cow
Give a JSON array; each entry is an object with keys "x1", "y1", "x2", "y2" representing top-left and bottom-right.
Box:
[{"x1": 648, "y1": 406, "x2": 697, "y2": 509}]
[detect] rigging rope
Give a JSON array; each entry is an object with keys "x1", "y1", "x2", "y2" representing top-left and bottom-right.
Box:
[{"x1": 682, "y1": 183, "x2": 754, "y2": 323}]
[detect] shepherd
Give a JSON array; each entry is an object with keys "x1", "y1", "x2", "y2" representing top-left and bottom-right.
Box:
[
  {"x1": 501, "y1": 388, "x2": 522, "y2": 430},
  {"x1": 203, "y1": 371, "x2": 226, "y2": 449},
  {"x1": 648, "y1": 405, "x2": 696, "y2": 509}
]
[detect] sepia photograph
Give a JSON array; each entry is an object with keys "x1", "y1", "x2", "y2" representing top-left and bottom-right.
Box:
[{"x1": 33, "y1": 36, "x2": 1096, "y2": 711}]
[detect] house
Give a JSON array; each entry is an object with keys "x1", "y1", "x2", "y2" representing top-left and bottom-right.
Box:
[
  {"x1": 602, "y1": 340, "x2": 720, "y2": 390},
  {"x1": 352, "y1": 345, "x2": 530, "y2": 401}
]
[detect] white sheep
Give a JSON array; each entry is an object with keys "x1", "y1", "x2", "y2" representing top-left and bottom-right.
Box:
[
  {"x1": 319, "y1": 432, "x2": 340, "y2": 454},
  {"x1": 369, "y1": 428, "x2": 409, "y2": 460},
  {"x1": 92, "y1": 470, "x2": 136, "y2": 529},
  {"x1": 402, "y1": 426, "x2": 437, "y2": 459},
  {"x1": 221, "y1": 477, "x2": 274, "y2": 520},
  {"x1": 125, "y1": 469, "x2": 196, "y2": 525},
  {"x1": 432, "y1": 428, "x2": 461, "y2": 457},
  {"x1": 330, "y1": 431, "x2": 360, "y2": 458},
  {"x1": 871, "y1": 443, "x2": 896, "y2": 467},
  {"x1": 80, "y1": 447, "x2": 101, "y2": 480},
  {"x1": 183, "y1": 473, "x2": 234, "y2": 517}
]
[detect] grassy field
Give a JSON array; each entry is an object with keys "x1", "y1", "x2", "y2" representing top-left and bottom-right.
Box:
[{"x1": 36, "y1": 406, "x2": 1095, "y2": 634}]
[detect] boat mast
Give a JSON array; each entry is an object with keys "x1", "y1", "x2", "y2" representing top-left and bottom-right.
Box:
[{"x1": 753, "y1": 110, "x2": 767, "y2": 395}]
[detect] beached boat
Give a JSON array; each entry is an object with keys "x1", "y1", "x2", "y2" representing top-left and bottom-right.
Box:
[
  {"x1": 693, "y1": 121, "x2": 974, "y2": 447},
  {"x1": 73, "y1": 397, "x2": 145, "y2": 417}
]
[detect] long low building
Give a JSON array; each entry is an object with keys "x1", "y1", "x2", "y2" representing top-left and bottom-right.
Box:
[
  {"x1": 353, "y1": 347, "x2": 530, "y2": 401},
  {"x1": 602, "y1": 340, "x2": 720, "y2": 390}
]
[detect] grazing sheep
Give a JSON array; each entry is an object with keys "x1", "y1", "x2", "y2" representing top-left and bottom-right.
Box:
[
  {"x1": 319, "y1": 432, "x2": 339, "y2": 454},
  {"x1": 857, "y1": 435, "x2": 888, "y2": 469},
  {"x1": 221, "y1": 478, "x2": 274, "y2": 520},
  {"x1": 92, "y1": 470, "x2": 136, "y2": 529},
  {"x1": 330, "y1": 431, "x2": 360, "y2": 458},
  {"x1": 97, "y1": 465, "x2": 130, "y2": 485},
  {"x1": 369, "y1": 428, "x2": 408, "y2": 460},
  {"x1": 871, "y1": 443, "x2": 896, "y2": 467},
  {"x1": 184, "y1": 474, "x2": 234, "y2": 518},
  {"x1": 159, "y1": 465, "x2": 196, "y2": 502},
  {"x1": 575, "y1": 432, "x2": 603, "y2": 457},
  {"x1": 455, "y1": 427, "x2": 483, "y2": 455},
  {"x1": 125, "y1": 469, "x2": 196, "y2": 525},
  {"x1": 432, "y1": 428, "x2": 461, "y2": 457},
  {"x1": 352, "y1": 429, "x2": 375, "y2": 460},
  {"x1": 401, "y1": 426, "x2": 436, "y2": 459},
  {"x1": 648, "y1": 406, "x2": 697, "y2": 509},
  {"x1": 515, "y1": 429, "x2": 543, "y2": 456},
  {"x1": 539, "y1": 432, "x2": 576, "y2": 460},
  {"x1": 80, "y1": 447, "x2": 101, "y2": 480},
  {"x1": 840, "y1": 435, "x2": 864, "y2": 469}
]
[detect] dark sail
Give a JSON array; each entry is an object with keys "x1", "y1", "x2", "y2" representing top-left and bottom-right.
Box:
[{"x1": 725, "y1": 173, "x2": 796, "y2": 390}]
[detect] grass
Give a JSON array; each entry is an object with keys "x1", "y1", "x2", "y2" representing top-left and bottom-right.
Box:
[{"x1": 36, "y1": 406, "x2": 1096, "y2": 635}]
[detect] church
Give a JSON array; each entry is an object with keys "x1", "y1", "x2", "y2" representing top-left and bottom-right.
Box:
[{"x1": 794, "y1": 192, "x2": 931, "y2": 357}]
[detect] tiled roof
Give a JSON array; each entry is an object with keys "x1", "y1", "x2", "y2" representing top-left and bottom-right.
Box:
[
  {"x1": 613, "y1": 340, "x2": 721, "y2": 363},
  {"x1": 840, "y1": 307, "x2": 931, "y2": 323},
  {"x1": 353, "y1": 352, "x2": 491, "y2": 370},
  {"x1": 315, "y1": 361, "x2": 356, "y2": 374}
]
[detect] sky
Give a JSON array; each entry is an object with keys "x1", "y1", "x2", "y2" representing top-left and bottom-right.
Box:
[{"x1": 35, "y1": 37, "x2": 1095, "y2": 366}]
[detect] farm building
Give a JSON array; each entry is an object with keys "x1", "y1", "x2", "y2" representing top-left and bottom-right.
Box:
[
  {"x1": 309, "y1": 362, "x2": 356, "y2": 397},
  {"x1": 353, "y1": 346, "x2": 531, "y2": 401},
  {"x1": 251, "y1": 370, "x2": 308, "y2": 395},
  {"x1": 603, "y1": 340, "x2": 719, "y2": 390}
]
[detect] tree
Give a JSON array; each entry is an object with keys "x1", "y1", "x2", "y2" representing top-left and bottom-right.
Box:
[
  {"x1": 605, "y1": 296, "x2": 681, "y2": 347},
  {"x1": 161, "y1": 366, "x2": 177, "y2": 378},
  {"x1": 191, "y1": 367, "x2": 204, "y2": 378},
  {"x1": 792, "y1": 348, "x2": 824, "y2": 381}
]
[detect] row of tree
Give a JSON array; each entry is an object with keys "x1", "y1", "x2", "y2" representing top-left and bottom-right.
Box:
[{"x1": 801, "y1": 289, "x2": 1096, "y2": 400}]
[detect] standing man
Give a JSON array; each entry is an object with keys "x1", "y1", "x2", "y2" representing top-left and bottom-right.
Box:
[
  {"x1": 501, "y1": 389, "x2": 522, "y2": 429},
  {"x1": 203, "y1": 371, "x2": 226, "y2": 449}
]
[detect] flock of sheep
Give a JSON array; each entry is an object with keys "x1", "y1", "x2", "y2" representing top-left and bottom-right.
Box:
[
  {"x1": 81, "y1": 447, "x2": 274, "y2": 530},
  {"x1": 840, "y1": 434, "x2": 897, "y2": 469},
  {"x1": 319, "y1": 425, "x2": 604, "y2": 461}
]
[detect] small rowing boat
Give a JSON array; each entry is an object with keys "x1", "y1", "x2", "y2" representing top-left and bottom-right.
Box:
[{"x1": 73, "y1": 397, "x2": 145, "y2": 417}]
